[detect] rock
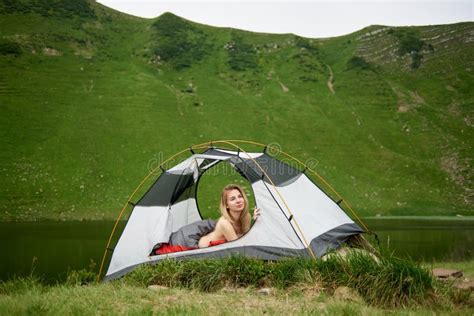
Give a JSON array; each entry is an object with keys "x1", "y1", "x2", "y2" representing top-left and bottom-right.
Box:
[
  {"x1": 43, "y1": 47, "x2": 62, "y2": 56},
  {"x1": 454, "y1": 280, "x2": 474, "y2": 291},
  {"x1": 333, "y1": 286, "x2": 363, "y2": 302},
  {"x1": 257, "y1": 288, "x2": 273, "y2": 295},
  {"x1": 432, "y1": 268, "x2": 463, "y2": 279},
  {"x1": 148, "y1": 285, "x2": 168, "y2": 291}
]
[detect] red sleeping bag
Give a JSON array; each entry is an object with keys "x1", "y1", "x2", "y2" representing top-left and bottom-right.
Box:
[{"x1": 153, "y1": 239, "x2": 227, "y2": 255}]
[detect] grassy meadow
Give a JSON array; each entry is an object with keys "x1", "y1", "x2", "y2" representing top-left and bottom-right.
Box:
[
  {"x1": 0, "y1": 254, "x2": 473, "y2": 315},
  {"x1": 0, "y1": 1, "x2": 472, "y2": 221}
]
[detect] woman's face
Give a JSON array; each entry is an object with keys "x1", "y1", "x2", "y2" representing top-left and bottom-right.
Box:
[{"x1": 226, "y1": 189, "x2": 245, "y2": 214}]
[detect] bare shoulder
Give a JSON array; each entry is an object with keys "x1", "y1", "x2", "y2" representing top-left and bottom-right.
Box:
[
  {"x1": 215, "y1": 217, "x2": 238, "y2": 241},
  {"x1": 216, "y1": 217, "x2": 233, "y2": 230}
]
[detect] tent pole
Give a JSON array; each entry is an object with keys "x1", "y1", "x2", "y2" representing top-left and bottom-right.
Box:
[{"x1": 99, "y1": 139, "x2": 371, "y2": 280}]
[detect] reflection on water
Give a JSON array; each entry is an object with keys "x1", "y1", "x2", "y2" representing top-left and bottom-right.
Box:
[
  {"x1": 0, "y1": 221, "x2": 125, "y2": 283},
  {"x1": 0, "y1": 217, "x2": 472, "y2": 282},
  {"x1": 363, "y1": 217, "x2": 474, "y2": 262}
]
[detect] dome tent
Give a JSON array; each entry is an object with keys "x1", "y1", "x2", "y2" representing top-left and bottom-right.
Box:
[{"x1": 100, "y1": 140, "x2": 368, "y2": 281}]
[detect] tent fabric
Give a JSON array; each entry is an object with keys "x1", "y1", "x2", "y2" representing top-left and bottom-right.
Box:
[
  {"x1": 104, "y1": 148, "x2": 365, "y2": 281},
  {"x1": 168, "y1": 219, "x2": 217, "y2": 248},
  {"x1": 137, "y1": 172, "x2": 195, "y2": 206}
]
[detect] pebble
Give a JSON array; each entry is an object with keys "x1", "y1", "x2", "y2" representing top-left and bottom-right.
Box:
[
  {"x1": 257, "y1": 288, "x2": 273, "y2": 295},
  {"x1": 432, "y1": 268, "x2": 463, "y2": 279},
  {"x1": 148, "y1": 285, "x2": 168, "y2": 291}
]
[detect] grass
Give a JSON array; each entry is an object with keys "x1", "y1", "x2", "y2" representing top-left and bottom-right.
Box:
[
  {"x1": 0, "y1": 254, "x2": 472, "y2": 315},
  {"x1": 123, "y1": 252, "x2": 442, "y2": 308}
]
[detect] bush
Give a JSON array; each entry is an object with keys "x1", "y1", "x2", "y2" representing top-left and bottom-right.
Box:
[
  {"x1": 295, "y1": 36, "x2": 319, "y2": 57},
  {"x1": 227, "y1": 32, "x2": 259, "y2": 71},
  {"x1": 0, "y1": 40, "x2": 22, "y2": 56},
  {"x1": 292, "y1": 36, "x2": 324, "y2": 81},
  {"x1": 347, "y1": 56, "x2": 371, "y2": 71},
  {"x1": 0, "y1": 0, "x2": 96, "y2": 19},
  {"x1": 152, "y1": 13, "x2": 212, "y2": 70},
  {"x1": 388, "y1": 28, "x2": 426, "y2": 69}
]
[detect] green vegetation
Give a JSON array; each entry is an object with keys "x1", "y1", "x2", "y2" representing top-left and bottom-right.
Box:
[
  {"x1": 151, "y1": 13, "x2": 213, "y2": 69},
  {"x1": 227, "y1": 31, "x2": 259, "y2": 71},
  {"x1": 388, "y1": 27, "x2": 428, "y2": 68},
  {"x1": 0, "y1": 0, "x2": 96, "y2": 19},
  {"x1": 128, "y1": 254, "x2": 474, "y2": 311},
  {"x1": 0, "y1": 39, "x2": 21, "y2": 56},
  {"x1": 0, "y1": 1, "x2": 472, "y2": 221},
  {"x1": 0, "y1": 256, "x2": 472, "y2": 314},
  {"x1": 346, "y1": 56, "x2": 372, "y2": 71},
  {"x1": 124, "y1": 253, "x2": 439, "y2": 308},
  {"x1": 292, "y1": 36, "x2": 325, "y2": 82}
]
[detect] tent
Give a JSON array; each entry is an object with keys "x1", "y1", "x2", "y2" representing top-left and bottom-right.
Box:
[{"x1": 101, "y1": 141, "x2": 368, "y2": 281}]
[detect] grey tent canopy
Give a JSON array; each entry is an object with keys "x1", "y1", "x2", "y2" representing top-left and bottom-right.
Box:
[{"x1": 103, "y1": 146, "x2": 366, "y2": 281}]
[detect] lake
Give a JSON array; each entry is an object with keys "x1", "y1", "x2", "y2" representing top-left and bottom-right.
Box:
[{"x1": 0, "y1": 217, "x2": 472, "y2": 282}]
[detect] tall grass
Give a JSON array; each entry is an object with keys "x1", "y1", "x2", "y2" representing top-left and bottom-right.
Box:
[
  {"x1": 0, "y1": 255, "x2": 472, "y2": 313},
  {"x1": 123, "y1": 251, "x2": 447, "y2": 308},
  {"x1": 0, "y1": 275, "x2": 45, "y2": 296}
]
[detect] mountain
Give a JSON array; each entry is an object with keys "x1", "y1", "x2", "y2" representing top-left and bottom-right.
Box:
[{"x1": 0, "y1": 0, "x2": 472, "y2": 220}]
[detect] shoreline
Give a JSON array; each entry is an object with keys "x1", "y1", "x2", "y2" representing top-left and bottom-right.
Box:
[{"x1": 0, "y1": 215, "x2": 473, "y2": 223}]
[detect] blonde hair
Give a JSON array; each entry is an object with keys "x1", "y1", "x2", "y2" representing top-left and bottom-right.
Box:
[{"x1": 219, "y1": 184, "x2": 251, "y2": 236}]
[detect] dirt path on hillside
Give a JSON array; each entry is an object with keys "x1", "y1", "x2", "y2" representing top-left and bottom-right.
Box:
[{"x1": 326, "y1": 64, "x2": 335, "y2": 94}]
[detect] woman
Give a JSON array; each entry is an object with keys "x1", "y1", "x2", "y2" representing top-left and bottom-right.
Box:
[{"x1": 198, "y1": 184, "x2": 260, "y2": 248}]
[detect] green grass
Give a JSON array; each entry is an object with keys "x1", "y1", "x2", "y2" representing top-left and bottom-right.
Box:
[
  {"x1": 1, "y1": 255, "x2": 473, "y2": 315},
  {"x1": 123, "y1": 252, "x2": 442, "y2": 308},
  {"x1": 0, "y1": 1, "x2": 472, "y2": 221}
]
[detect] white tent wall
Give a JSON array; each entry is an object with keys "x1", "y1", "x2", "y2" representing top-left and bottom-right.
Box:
[
  {"x1": 250, "y1": 180, "x2": 305, "y2": 249},
  {"x1": 169, "y1": 197, "x2": 201, "y2": 231},
  {"x1": 106, "y1": 205, "x2": 172, "y2": 276},
  {"x1": 266, "y1": 174, "x2": 357, "y2": 246}
]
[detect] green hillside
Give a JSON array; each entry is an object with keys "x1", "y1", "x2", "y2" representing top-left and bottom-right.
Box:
[{"x1": 0, "y1": 0, "x2": 473, "y2": 221}]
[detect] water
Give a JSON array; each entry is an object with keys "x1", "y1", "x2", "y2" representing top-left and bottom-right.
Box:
[
  {"x1": 363, "y1": 217, "x2": 474, "y2": 261},
  {"x1": 0, "y1": 217, "x2": 472, "y2": 282},
  {"x1": 0, "y1": 221, "x2": 125, "y2": 283}
]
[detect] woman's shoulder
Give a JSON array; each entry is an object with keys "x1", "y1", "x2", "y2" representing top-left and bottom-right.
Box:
[
  {"x1": 216, "y1": 217, "x2": 233, "y2": 228},
  {"x1": 215, "y1": 217, "x2": 238, "y2": 240}
]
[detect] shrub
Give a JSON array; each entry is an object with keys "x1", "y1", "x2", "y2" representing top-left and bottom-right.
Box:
[
  {"x1": 0, "y1": 0, "x2": 96, "y2": 19},
  {"x1": 295, "y1": 36, "x2": 319, "y2": 57},
  {"x1": 152, "y1": 13, "x2": 212, "y2": 70},
  {"x1": 292, "y1": 36, "x2": 324, "y2": 81},
  {"x1": 0, "y1": 39, "x2": 22, "y2": 56},
  {"x1": 347, "y1": 56, "x2": 372, "y2": 71},
  {"x1": 227, "y1": 32, "x2": 258, "y2": 71},
  {"x1": 389, "y1": 28, "x2": 427, "y2": 69}
]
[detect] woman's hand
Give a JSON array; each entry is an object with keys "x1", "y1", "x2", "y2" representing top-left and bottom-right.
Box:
[{"x1": 253, "y1": 207, "x2": 261, "y2": 220}]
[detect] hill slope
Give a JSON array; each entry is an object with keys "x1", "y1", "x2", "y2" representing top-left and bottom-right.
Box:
[{"x1": 0, "y1": 0, "x2": 473, "y2": 220}]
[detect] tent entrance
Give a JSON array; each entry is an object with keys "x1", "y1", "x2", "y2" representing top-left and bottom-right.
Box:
[{"x1": 195, "y1": 159, "x2": 257, "y2": 221}]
